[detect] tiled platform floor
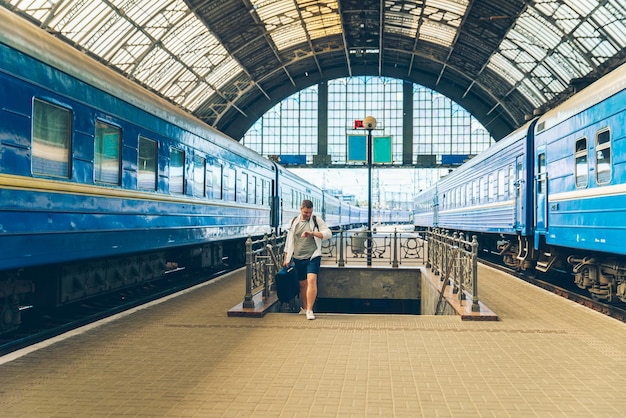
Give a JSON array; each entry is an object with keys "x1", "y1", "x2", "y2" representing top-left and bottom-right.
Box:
[{"x1": 1, "y1": 264, "x2": 625, "y2": 417}]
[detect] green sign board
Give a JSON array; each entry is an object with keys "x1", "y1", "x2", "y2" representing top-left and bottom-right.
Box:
[{"x1": 373, "y1": 136, "x2": 392, "y2": 164}]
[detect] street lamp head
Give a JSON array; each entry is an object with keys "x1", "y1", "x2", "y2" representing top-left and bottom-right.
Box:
[{"x1": 364, "y1": 115, "x2": 377, "y2": 130}]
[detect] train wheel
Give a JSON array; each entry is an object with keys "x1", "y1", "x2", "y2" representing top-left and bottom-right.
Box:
[{"x1": 0, "y1": 297, "x2": 21, "y2": 333}]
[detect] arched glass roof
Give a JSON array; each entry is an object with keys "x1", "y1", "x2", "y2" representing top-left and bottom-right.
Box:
[{"x1": 3, "y1": 0, "x2": 625, "y2": 140}]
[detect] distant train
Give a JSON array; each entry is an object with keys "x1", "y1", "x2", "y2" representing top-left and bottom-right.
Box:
[
  {"x1": 0, "y1": 10, "x2": 411, "y2": 333},
  {"x1": 414, "y1": 61, "x2": 626, "y2": 303}
]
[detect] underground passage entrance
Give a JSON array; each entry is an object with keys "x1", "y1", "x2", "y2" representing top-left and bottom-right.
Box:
[
  {"x1": 316, "y1": 297, "x2": 420, "y2": 315},
  {"x1": 314, "y1": 266, "x2": 422, "y2": 315}
]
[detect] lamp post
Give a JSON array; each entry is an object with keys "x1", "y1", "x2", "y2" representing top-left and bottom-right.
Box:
[{"x1": 364, "y1": 116, "x2": 377, "y2": 266}]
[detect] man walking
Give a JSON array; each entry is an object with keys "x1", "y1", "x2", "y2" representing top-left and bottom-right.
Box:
[{"x1": 283, "y1": 199, "x2": 331, "y2": 320}]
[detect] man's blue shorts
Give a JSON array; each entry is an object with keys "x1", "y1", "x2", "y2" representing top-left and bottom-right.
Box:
[{"x1": 292, "y1": 256, "x2": 321, "y2": 281}]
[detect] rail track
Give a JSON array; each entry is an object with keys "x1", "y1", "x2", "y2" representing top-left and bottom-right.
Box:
[
  {"x1": 0, "y1": 265, "x2": 241, "y2": 357},
  {"x1": 480, "y1": 255, "x2": 626, "y2": 323}
]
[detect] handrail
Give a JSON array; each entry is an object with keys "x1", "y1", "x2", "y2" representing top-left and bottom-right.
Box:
[
  {"x1": 426, "y1": 228, "x2": 480, "y2": 313},
  {"x1": 242, "y1": 232, "x2": 286, "y2": 308},
  {"x1": 326, "y1": 227, "x2": 426, "y2": 267}
]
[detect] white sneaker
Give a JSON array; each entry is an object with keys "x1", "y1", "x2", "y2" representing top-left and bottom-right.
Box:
[
  {"x1": 299, "y1": 307, "x2": 306, "y2": 315},
  {"x1": 306, "y1": 310, "x2": 315, "y2": 320}
]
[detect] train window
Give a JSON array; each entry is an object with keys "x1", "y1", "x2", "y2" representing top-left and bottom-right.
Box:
[
  {"x1": 138, "y1": 136, "x2": 157, "y2": 190},
  {"x1": 472, "y1": 180, "x2": 478, "y2": 204},
  {"x1": 224, "y1": 167, "x2": 235, "y2": 201},
  {"x1": 537, "y1": 153, "x2": 546, "y2": 194},
  {"x1": 207, "y1": 163, "x2": 222, "y2": 200},
  {"x1": 480, "y1": 177, "x2": 486, "y2": 203},
  {"x1": 238, "y1": 172, "x2": 248, "y2": 202},
  {"x1": 94, "y1": 121, "x2": 121, "y2": 185},
  {"x1": 508, "y1": 165, "x2": 515, "y2": 197},
  {"x1": 488, "y1": 173, "x2": 496, "y2": 202},
  {"x1": 170, "y1": 148, "x2": 185, "y2": 194},
  {"x1": 255, "y1": 177, "x2": 262, "y2": 205},
  {"x1": 575, "y1": 137, "x2": 588, "y2": 188},
  {"x1": 460, "y1": 184, "x2": 465, "y2": 207},
  {"x1": 32, "y1": 99, "x2": 71, "y2": 178},
  {"x1": 249, "y1": 175, "x2": 254, "y2": 203},
  {"x1": 498, "y1": 170, "x2": 505, "y2": 199},
  {"x1": 595, "y1": 129, "x2": 611, "y2": 184},
  {"x1": 193, "y1": 155, "x2": 206, "y2": 197},
  {"x1": 263, "y1": 179, "x2": 270, "y2": 206}
]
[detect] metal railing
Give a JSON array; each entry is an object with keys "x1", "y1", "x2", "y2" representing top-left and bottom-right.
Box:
[
  {"x1": 426, "y1": 228, "x2": 480, "y2": 313},
  {"x1": 323, "y1": 227, "x2": 426, "y2": 267},
  {"x1": 242, "y1": 233, "x2": 286, "y2": 308},
  {"x1": 240, "y1": 227, "x2": 481, "y2": 314}
]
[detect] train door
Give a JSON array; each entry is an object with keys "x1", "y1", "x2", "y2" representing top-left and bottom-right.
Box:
[
  {"x1": 534, "y1": 148, "x2": 548, "y2": 240},
  {"x1": 514, "y1": 158, "x2": 524, "y2": 231}
]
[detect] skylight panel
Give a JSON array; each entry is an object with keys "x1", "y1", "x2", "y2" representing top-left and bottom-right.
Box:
[
  {"x1": 49, "y1": 2, "x2": 113, "y2": 44},
  {"x1": 87, "y1": 18, "x2": 135, "y2": 57},
  {"x1": 8, "y1": 0, "x2": 54, "y2": 21},
  {"x1": 204, "y1": 59, "x2": 242, "y2": 90},
  {"x1": 431, "y1": 0, "x2": 469, "y2": 16},
  {"x1": 117, "y1": 0, "x2": 174, "y2": 26},
  {"x1": 252, "y1": 0, "x2": 308, "y2": 50},
  {"x1": 562, "y1": 0, "x2": 596, "y2": 15},
  {"x1": 162, "y1": 16, "x2": 206, "y2": 58},
  {"x1": 419, "y1": 20, "x2": 456, "y2": 47},
  {"x1": 488, "y1": 55, "x2": 525, "y2": 85},
  {"x1": 300, "y1": 0, "x2": 341, "y2": 38},
  {"x1": 385, "y1": 11, "x2": 419, "y2": 37},
  {"x1": 515, "y1": 12, "x2": 562, "y2": 50},
  {"x1": 385, "y1": 0, "x2": 467, "y2": 45},
  {"x1": 108, "y1": 30, "x2": 152, "y2": 65},
  {"x1": 273, "y1": 22, "x2": 307, "y2": 50},
  {"x1": 133, "y1": 46, "x2": 174, "y2": 87},
  {"x1": 183, "y1": 81, "x2": 215, "y2": 111},
  {"x1": 518, "y1": 79, "x2": 545, "y2": 107}
]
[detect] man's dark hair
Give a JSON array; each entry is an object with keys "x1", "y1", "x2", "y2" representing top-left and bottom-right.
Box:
[{"x1": 301, "y1": 199, "x2": 313, "y2": 209}]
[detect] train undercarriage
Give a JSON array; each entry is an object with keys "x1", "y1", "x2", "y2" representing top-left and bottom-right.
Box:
[
  {"x1": 495, "y1": 234, "x2": 626, "y2": 303},
  {"x1": 0, "y1": 240, "x2": 243, "y2": 334},
  {"x1": 568, "y1": 256, "x2": 626, "y2": 303}
]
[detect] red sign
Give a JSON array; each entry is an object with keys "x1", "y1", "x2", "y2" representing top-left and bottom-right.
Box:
[{"x1": 354, "y1": 119, "x2": 364, "y2": 129}]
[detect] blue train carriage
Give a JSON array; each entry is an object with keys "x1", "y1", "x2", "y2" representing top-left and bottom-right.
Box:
[
  {"x1": 432, "y1": 122, "x2": 536, "y2": 269},
  {"x1": 533, "y1": 62, "x2": 626, "y2": 302},
  {"x1": 322, "y1": 192, "x2": 342, "y2": 229},
  {"x1": 345, "y1": 204, "x2": 365, "y2": 228},
  {"x1": 0, "y1": 9, "x2": 275, "y2": 331},
  {"x1": 273, "y1": 164, "x2": 324, "y2": 233},
  {"x1": 413, "y1": 184, "x2": 438, "y2": 229},
  {"x1": 336, "y1": 199, "x2": 352, "y2": 229}
]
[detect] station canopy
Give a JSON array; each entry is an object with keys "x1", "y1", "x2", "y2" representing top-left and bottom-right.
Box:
[{"x1": 3, "y1": 0, "x2": 626, "y2": 140}]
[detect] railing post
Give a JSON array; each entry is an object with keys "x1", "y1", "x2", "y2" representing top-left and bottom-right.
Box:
[
  {"x1": 452, "y1": 232, "x2": 460, "y2": 294},
  {"x1": 262, "y1": 234, "x2": 270, "y2": 299},
  {"x1": 392, "y1": 228, "x2": 399, "y2": 268},
  {"x1": 457, "y1": 233, "x2": 466, "y2": 302},
  {"x1": 243, "y1": 236, "x2": 254, "y2": 308},
  {"x1": 471, "y1": 235, "x2": 480, "y2": 312},
  {"x1": 424, "y1": 228, "x2": 433, "y2": 268},
  {"x1": 338, "y1": 228, "x2": 345, "y2": 267},
  {"x1": 439, "y1": 230, "x2": 446, "y2": 279}
]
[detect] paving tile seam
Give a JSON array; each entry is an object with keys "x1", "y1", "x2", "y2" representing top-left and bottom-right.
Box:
[
  {"x1": 162, "y1": 322, "x2": 570, "y2": 334},
  {"x1": 564, "y1": 328, "x2": 626, "y2": 362}
]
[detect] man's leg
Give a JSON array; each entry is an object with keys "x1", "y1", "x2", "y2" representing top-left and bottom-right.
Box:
[
  {"x1": 299, "y1": 279, "x2": 308, "y2": 310},
  {"x1": 306, "y1": 273, "x2": 317, "y2": 311}
]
